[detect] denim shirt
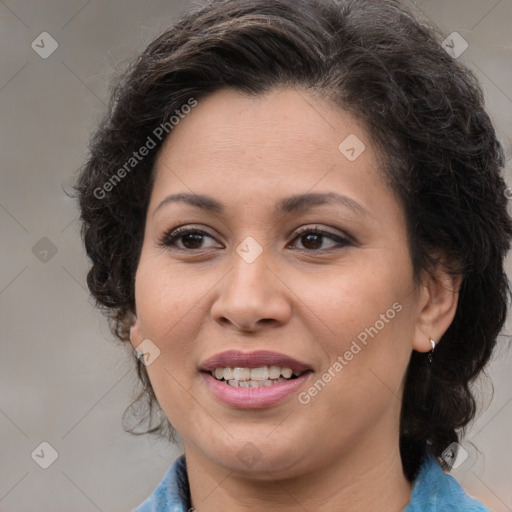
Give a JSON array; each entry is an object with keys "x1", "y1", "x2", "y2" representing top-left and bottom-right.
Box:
[{"x1": 134, "y1": 454, "x2": 492, "y2": 511}]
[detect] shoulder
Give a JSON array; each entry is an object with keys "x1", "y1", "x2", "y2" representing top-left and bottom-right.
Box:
[
  {"x1": 133, "y1": 454, "x2": 191, "y2": 512},
  {"x1": 405, "y1": 454, "x2": 493, "y2": 512}
]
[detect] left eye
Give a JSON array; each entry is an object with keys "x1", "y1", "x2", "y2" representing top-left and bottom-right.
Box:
[{"x1": 287, "y1": 227, "x2": 350, "y2": 251}]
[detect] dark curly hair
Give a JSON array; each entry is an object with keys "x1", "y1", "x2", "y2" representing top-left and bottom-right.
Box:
[{"x1": 75, "y1": 0, "x2": 512, "y2": 481}]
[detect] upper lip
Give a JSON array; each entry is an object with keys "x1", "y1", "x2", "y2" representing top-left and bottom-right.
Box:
[{"x1": 199, "y1": 350, "x2": 312, "y2": 373}]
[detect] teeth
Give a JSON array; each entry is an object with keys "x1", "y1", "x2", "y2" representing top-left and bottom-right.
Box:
[
  {"x1": 225, "y1": 377, "x2": 289, "y2": 388},
  {"x1": 233, "y1": 367, "x2": 251, "y2": 380},
  {"x1": 214, "y1": 366, "x2": 297, "y2": 381},
  {"x1": 268, "y1": 366, "x2": 281, "y2": 379},
  {"x1": 211, "y1": 365, "x2": 304, "y2": 386},
  {"x1": 250, "y1": 367, "x2": 268, "y2": 380},
  {"x1": 280, "y1": 368, "x2": 293, "y2": 378}
]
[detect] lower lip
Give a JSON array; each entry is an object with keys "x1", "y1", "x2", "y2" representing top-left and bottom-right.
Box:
[{"x1": 201, "y1": 371, "x2": 312, "y2": 409}]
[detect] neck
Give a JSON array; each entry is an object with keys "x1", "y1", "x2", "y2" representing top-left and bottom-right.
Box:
[{"x1": 184, "y1": 433, "x2": 412, "y2": 512}]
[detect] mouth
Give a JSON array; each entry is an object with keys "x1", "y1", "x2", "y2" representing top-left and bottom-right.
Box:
[
  {"x1": 205, "y1": 366, "x2": 311, "y2": 388},
  {"x1": 198, "y1": 350, "x2": 314, "y2": 408}
]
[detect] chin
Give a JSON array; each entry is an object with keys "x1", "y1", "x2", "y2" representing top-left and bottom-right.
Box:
[{"x1": 195, "y1": 433, "x2": 311, "y2": 478}]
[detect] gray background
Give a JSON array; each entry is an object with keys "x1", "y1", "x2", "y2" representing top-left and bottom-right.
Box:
[{"x1": 1, "y1": 0, "x2": 511, "y2": 510}]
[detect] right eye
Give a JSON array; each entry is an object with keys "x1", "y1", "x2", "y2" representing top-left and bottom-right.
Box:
[{"x1": 159, "y1": 226, "x2": 222, "y2": 251}]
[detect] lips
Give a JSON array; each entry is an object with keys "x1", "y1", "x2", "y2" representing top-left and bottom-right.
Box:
[
  {"x1": 199, "y1": 349, "x2": 313, "y2": 373},
  {"x1": 198, "y1": 350, "x2": 314, "y2": 408},
  {"x1": 201, "y1": 370, "x2": 312, "y2": 408}
]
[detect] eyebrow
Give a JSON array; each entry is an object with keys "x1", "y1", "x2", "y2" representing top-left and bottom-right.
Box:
[{"x1": 153, "y1": 192, "x2": 370, "y2": 217}]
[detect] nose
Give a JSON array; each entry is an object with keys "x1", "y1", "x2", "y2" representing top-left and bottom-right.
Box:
[{"x1": 211, "y1": 249, "x2": 292, "y2": 333}]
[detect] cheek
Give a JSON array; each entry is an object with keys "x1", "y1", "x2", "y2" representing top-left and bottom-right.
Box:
[
  {"x1": 131, "y1": 261, "x2": 202, "y2": 402},
  {"x1": 299, "y1": 261, "x2": 414, "y2": 396},
  {"x1": 133, "y1": 259, "x2": 204, "y2": 425},
  {"x1": 134, "y1": 255, "x2": 209, "y2": 338},
  {"x1": 293, "y1": 260, "x2": 405, "y2": 343}
]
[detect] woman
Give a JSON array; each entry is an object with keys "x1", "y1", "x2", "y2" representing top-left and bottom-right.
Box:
[{"x1": 76, "y1": 0, "x2": 512, "y2": 510}]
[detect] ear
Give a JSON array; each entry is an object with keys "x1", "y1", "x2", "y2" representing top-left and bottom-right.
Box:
[
  {"x1": 128, "y1": 313, "x2": 143, "y2": 350},
  {"x1": 412, "y1": 265, "x2": 463, "y2": 353}
]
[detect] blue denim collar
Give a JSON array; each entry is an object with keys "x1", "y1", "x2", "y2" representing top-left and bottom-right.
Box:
[
  {"x1": 134, "y1": 455, "x2": 191, "y2": 512},
  {"x1": 134, "y1": 453, "x2": 491, "y2": 511},
  {"x1": 404, "y1": 454, "x2": 491, "y2": 511}
]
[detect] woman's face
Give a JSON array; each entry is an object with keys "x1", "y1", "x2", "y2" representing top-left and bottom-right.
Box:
[{"x1": 130, "y1": 87, "x2": 437, "y2": 478}]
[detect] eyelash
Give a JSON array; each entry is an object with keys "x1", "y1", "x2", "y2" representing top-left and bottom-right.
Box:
[{"x1": 159, "y1": 225, "x2": 352, "y2": 252}]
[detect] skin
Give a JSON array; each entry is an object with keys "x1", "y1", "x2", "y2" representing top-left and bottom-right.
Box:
[{"x1": 129, "y1": 87, "x2": 461, "y2": 512}]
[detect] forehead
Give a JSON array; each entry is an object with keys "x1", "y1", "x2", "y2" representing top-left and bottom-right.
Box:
[
  {"x1": 150, "y1": 87, "x2": 391, "y2": 218},
  {"x1": 156, "y1": 87, "x2": 371, "y2": 162}
]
